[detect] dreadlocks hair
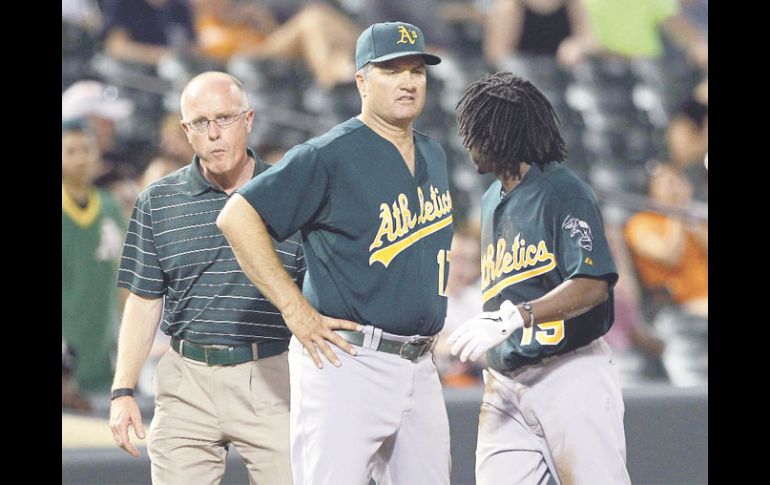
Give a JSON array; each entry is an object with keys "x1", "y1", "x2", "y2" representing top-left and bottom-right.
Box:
[{"x1": 455, "y1": 72, "x2": 567, "y2": 180}]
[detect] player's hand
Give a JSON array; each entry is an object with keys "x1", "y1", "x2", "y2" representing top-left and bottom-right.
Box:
[
  {"x1": 109, "y1": 396, "x2": 145, "y2": 458},
  {"x1": 447, "y1": 300, "x2": 525, "y2": 362},
  {"x1": 284, "y1": 300, "x2": 362, "y2": 369}
]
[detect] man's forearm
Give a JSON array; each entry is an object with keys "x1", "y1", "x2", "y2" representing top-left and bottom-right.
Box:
[
  {"x1": 219, "y1": 195, "x2": 361, "y2": 367},
  {"x1": 521, "y1": 277, "x2": 609, "y2": 325},
  {"x1": 217, "y1": 194, "x2": 307, "y2": 318},
  {"x1": 112, "y1": 293, "x2": 164, "y2": 390}
]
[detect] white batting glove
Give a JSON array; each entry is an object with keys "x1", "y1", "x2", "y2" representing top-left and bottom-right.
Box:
[{"x1": 447, "y1": 300, "x2": 525, "y2": 362}]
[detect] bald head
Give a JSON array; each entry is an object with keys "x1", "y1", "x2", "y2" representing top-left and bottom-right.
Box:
[
  {"x1": 177, "y1": 71, "x2": 255, "y2": 186},
  {"x1": 180, "y1": 71, "x2": 249, "y2": 119}
]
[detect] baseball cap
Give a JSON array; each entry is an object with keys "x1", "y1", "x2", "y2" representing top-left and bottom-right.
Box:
[
  {"x1": 62, "y1": 80, "x2": 134, "y2": 121},
  {"x1": 355, "y1": 21, "x2": 442, "y2": 71},
  {"x1": 61, "y1": 118, "x2": 91, "y2": 134}
]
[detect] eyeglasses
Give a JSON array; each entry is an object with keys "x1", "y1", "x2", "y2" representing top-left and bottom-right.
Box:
[{"x1": 184, "y1": 110, "x2": 249, "y2": 133}]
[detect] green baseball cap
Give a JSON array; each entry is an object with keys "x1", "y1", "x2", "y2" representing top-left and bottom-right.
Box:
[{"x1": 355, "y1": 21, "x2": 442, "y2": 71}]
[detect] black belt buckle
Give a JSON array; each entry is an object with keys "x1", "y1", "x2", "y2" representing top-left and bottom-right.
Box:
[{"x1": 399, "y1": 336, "x2": 435, "y2": 363}]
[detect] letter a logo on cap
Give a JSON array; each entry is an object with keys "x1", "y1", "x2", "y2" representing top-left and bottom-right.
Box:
[{"x1": 396, "y1": 25, "x2": 418, "y2": 45}]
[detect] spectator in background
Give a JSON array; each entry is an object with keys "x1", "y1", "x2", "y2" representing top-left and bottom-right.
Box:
[
  {"x1": 483, "y1": 0, "x2": 599, "y2": 68},
  {"x1": 192, "y1": 0, "x2": 360, "y2": 89},
  {"x1": 190, "y1": 0, "x2": 274, "y2": 62},
  {"x1": 140, "y1": 154, "x2": 188, "y2": 190},
  {"x1": 582, "y1": 0, "x2": 708, "y2": 68},
  {"x1": 62, "y1": 0, "x2": 102, "y2": 34},
  {"x1": 667, "y1": 96, "x2": 708, "y2": 201},
  {"x1": 679, "y1": 0, "x2": 708, "y2": 71},
  {"x1": 62, "y1": 339, "x2": 92, "y2": 412},
  {"x1": 107, "y1": 175, "x2": 141, "y2": 222},
  {"x1": 603, "y1": 210, "x2": 667, "y2": 384},
  {"x1": 606, "y1": 283, "x2": 667, "y2": 381},
  {"x1": 625, "y1": 163, "x2": 707, "y2": 318},
  {"x1": 106, "y1": 152, "x2": 189, "y2": 238},
  {"x1": 107, "y1": 112, "x2": 194, "y2": 222},
  {"x1": 62, "y1": 119, "x2": 126, "y2": 396},
  {"x1": 624, "y1": 163, "x2": 707, "y2": 386},
  {"x1": 159, "y1": 112, "x2": 196, "y2": 165},
  {"x1": 436, "y1": 221, "x2": 485, "y2": 386},
  {"x1": 101, "y1": 0, "x2": 197, "y2": 66},
  {"x1": 105, "y1": 153, "x2": 190, "y2": 223},
  {"x1": 63, "y1": 0, "x2": 103, "y2": 88},
  {"x1": 62, "y1": 79, "x2": 135, "y2": 185}
]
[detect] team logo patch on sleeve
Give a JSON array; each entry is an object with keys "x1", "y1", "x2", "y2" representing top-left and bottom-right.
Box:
[{"x1": 562, "y1": 216, "x2": 593, "y2": 251}]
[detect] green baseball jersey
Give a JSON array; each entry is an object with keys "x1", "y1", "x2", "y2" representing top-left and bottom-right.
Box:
[
  {"x1": 62, "y1": 187, "x2": 125, "y2": 391},
  {"x1": 239, "y1": 117, "x2": 454, "y2": 336},
  {"x1": 481, "y1": 162, "x2": 618, "y2": 373},
  {"x1": 117, "y1": 149, "x2": 305, "y2": 346}
]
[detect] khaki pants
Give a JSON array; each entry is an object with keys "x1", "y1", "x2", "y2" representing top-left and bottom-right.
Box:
[{"x1": 148, "y1": 348, "x2": 292, "y2": 485}]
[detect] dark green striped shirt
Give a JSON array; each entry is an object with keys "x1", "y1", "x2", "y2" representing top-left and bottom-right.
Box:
[{"x1": 117, "y1": 149, "x2": 304, "y2": 345}]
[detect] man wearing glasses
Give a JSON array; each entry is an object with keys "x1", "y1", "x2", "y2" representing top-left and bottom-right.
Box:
[{"x1": 108, "y1": 71, "x2": 303, "y2": 485}]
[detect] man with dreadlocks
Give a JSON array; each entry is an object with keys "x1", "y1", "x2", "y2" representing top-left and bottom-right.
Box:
[{"x1": 448, "y1": 72, "x2": 631, "y2": 485}]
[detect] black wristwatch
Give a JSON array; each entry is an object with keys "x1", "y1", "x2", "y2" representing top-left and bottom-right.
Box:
[
  {"x1": 111, "y1": 388, "x2": 135, "y2": 400},
  {"x1": 521, "y1": 302, "x2": 535, "y2": 326}
]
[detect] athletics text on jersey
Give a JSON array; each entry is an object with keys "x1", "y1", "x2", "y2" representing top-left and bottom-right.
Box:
[
  {"x1": 480, "y1": 162, "x2": 618, "y2": 372},
  {"x1": 239, "y1": 117, "x2": 454, "y2": 336}
]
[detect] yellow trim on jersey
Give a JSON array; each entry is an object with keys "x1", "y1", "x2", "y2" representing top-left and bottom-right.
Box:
[
  {"x1": 369, "y1": 215, "x2": 453, "y2": 267},
  {"x1": 62, "y1": 185, "x2": 101, "y2": 228},
  {"x1": 481, "y1": 258, "x2": 558, "y2": 303}
]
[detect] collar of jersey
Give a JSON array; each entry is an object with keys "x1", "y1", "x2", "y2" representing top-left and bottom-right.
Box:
[
  {"x1": 500, "y1": 162, "x2": 544, "y2": 200},
  {"x1": 187, "y1": 147, "x2": 265, "y2": 196},
  {"x1": 62, "y1": 184, "x2": 101, "y2": 228},
  {"x1": 350, "y1": 117, "x2": 429, "y2": 185}
]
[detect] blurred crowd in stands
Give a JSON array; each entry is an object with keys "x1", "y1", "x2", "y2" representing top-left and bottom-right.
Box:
[{"x1": 63, "y1": 0, "x2": 707, "y2": 412}]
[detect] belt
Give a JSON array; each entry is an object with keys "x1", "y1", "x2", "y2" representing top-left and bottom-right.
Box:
[
  {"x1": 171, "y1": 337, "x2": 288, "y2": 366},
  {"x1": 335, "y1": 330, "x2": 436, "y2": 363},
  {"x1": 501, "y1": 338, "x2": 605, "y2": 377}
]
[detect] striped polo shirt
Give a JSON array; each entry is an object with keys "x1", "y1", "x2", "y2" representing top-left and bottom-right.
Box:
[{"x1": 117, "y1": 148, "x2": 304, "y2": 346}]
